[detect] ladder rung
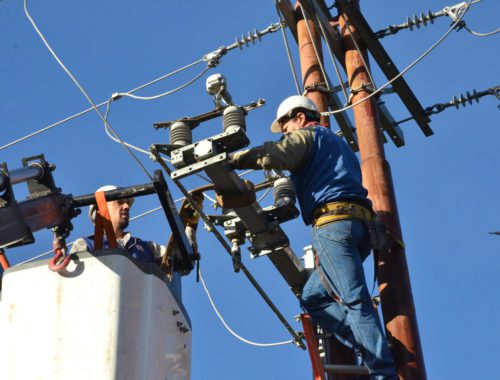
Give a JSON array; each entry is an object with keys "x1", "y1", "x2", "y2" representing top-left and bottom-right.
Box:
[{"x1": 324, "y1": 364, "x2": 369, "y2": 375}]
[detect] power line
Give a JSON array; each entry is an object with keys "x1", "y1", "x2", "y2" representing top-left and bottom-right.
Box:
[
  {"x1": 464, "y1": 25, "x2": 500, "y2": 37},
  {"x1": 298, "y1": 5, "x2": 332, "y2": 95},
  {"x1": 12, "y1": 202, "x2": 296, "y2": 348},
  {"x1": 199, "y1": 270, "x2": 296, "y2": 347},
  {"x1": 1, "y1": 20, "x2": 282, "y2": 152},
  {"x1": 113, "y1": 66, "x2": 211, "y2": 101},
  {"x1": 315, "y1": 13, "x2": 349, "y2": 104},
  {"x1": 24, "y1": 0, "x2": 154, "y2": 181},
  {"x1": 321, "y1": 0, "x2": 474, "y2": 117},
  {"x1": 275, "y1": 1, "x2": 301, "y2": 95},
  {"x1": 373, "y1": 0, "x2": 482, "y2": 39}
]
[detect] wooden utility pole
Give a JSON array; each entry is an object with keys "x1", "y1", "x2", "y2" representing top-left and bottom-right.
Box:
[
  {"x1": 295, "y1": 2, "x2": 330, "y2": 127},
  {"x1": 295, "y1": 3, "x2": 361, "y2": 379},
  {"x1": 338, "y1": 2, "x2": 426, "y2": 379}
]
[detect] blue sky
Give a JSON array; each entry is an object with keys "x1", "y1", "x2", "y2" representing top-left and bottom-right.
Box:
[{"x1": 1, "y1": 1, "x2": 499, "y2": 379}]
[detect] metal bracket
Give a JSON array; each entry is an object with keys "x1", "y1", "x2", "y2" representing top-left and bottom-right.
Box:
[
  {"x1": 154, "y1": 99, "x2": 265, "y2": 131},
  {"x1": 377, "y1": 102, "x2": 405, "y2": 147},
  {"x1": 170, "y1": 126, "x2": 249, "y2": 169},
  {"x1": 21, "y1": 155, "x2": 60, "y2": 199},
  {"x1": 171, "y1": 153, "x2": 228, "y2": 180}
]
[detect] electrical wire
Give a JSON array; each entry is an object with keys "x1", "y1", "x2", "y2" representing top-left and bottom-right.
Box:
[
  {"x1": 103, "y1": 99, "x2": 151, "y2": 155},
  {"x1": 12, "y1": 168, "x2": 268, "y2": 266},
  {"x1": 202, "y1": 192, "x2": 218, "y2": 204},
  {"x1": 150, "y1": 152, "x2": 305, "y2": 347},
  {"x1": 257, "y1": 187, "x2": 272, "y2": 203},
  {"x1": 321, "y1": 0, "x2": 474, "y2": 117},
  {"x1": 24, "y1": 0, "x2": 153, "y2": 181},
  {"x1": 127, "y1": 59, "x2": 204, "y2": 95},
  {"x1": 314, "y1": 14, "x2": 349, "y2": 104},
  {"x1": 0, "y1": 60, "x2": 206, "y2": 152},
  {"x1": 299, "y1": 5, "x2": 332, "y2": 94},
  {"x1": 0, "y1": 104, "x2": 105, "y2": 151},
  {"x1": 464, "y1": 25, "x2": 500, "y2": 37},
  {"x1": 1, "y1": 20, "x2": 280, "y2": 152},
  {"x1": 199, "y1": 270, "x2": 295, "y2": 347},
  {"x1": 275, "y1": 1, "x2": 301, "y2": 95},
  {"x1": 13, "y1": 204, "x2": 295, "y2": 349},
  {"x1": 114, "y1": 66, "x2": 211, "y2": 101},
  {"x1": 340, "y1": 14, "x2": 377, "y2": 91},
  {"x1": 12, "y1": 202, "x2": 177, "y2": 266},
  {"x1": 103, "y1": 99, "x2": 213, "y2": 184},
  {"x1": 238, "y1": 169, "x2": 256, "y2": 177}
]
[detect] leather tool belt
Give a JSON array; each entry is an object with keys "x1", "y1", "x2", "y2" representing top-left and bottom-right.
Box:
[
  {"x1": 312, "y1": 201, "x2": 373, "y2": 228},
  {"x1": 312, "y1": 201, "x2": 387, "y2": 251}
]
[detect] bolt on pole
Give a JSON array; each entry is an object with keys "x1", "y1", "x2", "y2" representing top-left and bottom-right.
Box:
[{"x1": 338, "y1": 2, "x2": 426, "y2": 379}]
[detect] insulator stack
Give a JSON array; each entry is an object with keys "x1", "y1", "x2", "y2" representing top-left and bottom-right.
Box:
[
  {"x1": 169, "y1": 121, "x2": 192, "y2": 147},
  {"x1": 234, "y1": 29, "x2": 263, "y2": 49},
  {"x1": 404, "y1": 11, "x2": 435, "y2": 31},
  {"x1": 424, "y1": 86, "x2": 497, "y2": 116},
  {"x1": 222, "y1": 106, "x2": 246, "y2": 132},
  {"x1": 273, "y1": 178, "x2": 296, "y2": 207},
  {"x1": 450, "y1": 90, "x2": 481, "y2": 108}
]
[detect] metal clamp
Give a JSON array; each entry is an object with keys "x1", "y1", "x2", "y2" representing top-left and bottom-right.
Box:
[
  {"x1": 203, "y1": 46, "x2": 227, "y2": 68},
  {"x1": 303, "y1": 82, "x2": 331, "y2": 96},
  {"x1": 347, "y1": 83, "x2": 375, "y2": 105}
]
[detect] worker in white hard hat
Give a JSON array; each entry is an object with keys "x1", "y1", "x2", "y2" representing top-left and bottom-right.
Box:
[{"x1": 231, "y1": 95, "x2": 397, "y2": 379}]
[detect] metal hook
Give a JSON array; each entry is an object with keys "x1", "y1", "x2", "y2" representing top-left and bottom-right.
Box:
[{"x1": 48, "y1": 247, "x2": 71, "y2": 272}]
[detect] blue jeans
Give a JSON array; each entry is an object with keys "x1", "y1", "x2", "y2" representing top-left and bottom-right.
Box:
[{"x1": 300, "y1": 219, "x2": 397, "y2": 380}]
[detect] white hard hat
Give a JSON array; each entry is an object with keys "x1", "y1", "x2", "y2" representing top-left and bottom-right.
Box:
[
  {"x1": 88, "y1": 185, "x2": 134, "y2": 222},
  {"x1": 270, "y1": 95, "x2": 320, "y2": 133}
]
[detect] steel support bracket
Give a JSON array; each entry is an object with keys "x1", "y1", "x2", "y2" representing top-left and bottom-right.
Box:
[
  {"x1": 170, "y1": 126, "x2": 249, "y2": 170},
  {"x1": 206, "y1": 162, "x2": 305, "y2": 290},
  {"x1": 377, "y1": 102, "x2": 405, "y2": 147},
  {"x1": 154, "y1": 99, "x2": 265, "y2": 130},
  {"x1": 171, "y1": 153, "x2": 228, "y2": 180}
]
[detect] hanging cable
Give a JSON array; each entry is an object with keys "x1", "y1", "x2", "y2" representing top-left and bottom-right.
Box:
[
  {"x1": 102, "y1": 99, "x2": 151, "y2": 155},
  {"x1": 103, "y1": 98, "x2": 213, "y2": 184},
  {"x1": 13, "y1": 169, "x2": 275, "y2": 266},
  {"x1": 12, "y1": 202, "x2": 176, "y2": 266},
  {"x1": 13, "y1": 206, "x2": 295, "y2": 348},
  {"x1": 275, "y1": 1, "x2": 301, "y2": 95},
  {"x1": 149, "y1": 150, "x2": 305, "y2": 348},
  {"x1": 0, "y1": 56, "x2": 206, "y2": 152},
  {"x1": 24, "y1": 0, "x2": 153, "y2": 181},
  {"x1": 199, "y1": 270, "x2": 295, "y2": 347},
  {"x1": 314, "y1": 14, "x2": 349, "y2": 104},
  {"x1": 238, "y1": 169, "x2": 256, "y2": 177},
  {"x1": 321, "y1": 0, "x2": 474, "y2": 117},
  {"x1": 127, "y1": 59, "x2": 204, "y2": 95},
  {"x1": 257, "y1": 187, "x2": 272, "y2": 203},
  {"x1": 464, "y1": 25, "x2": 500, "y2": 37},
  {"x1": 114, "y1": 66, "x2": 211, "y2": 101},
  {"x1": 2, "y1": 18, "x2": 281, "y2": 152},
  {"x1": 0, "y1": 104, "x2": 105, "y2": 151}
]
